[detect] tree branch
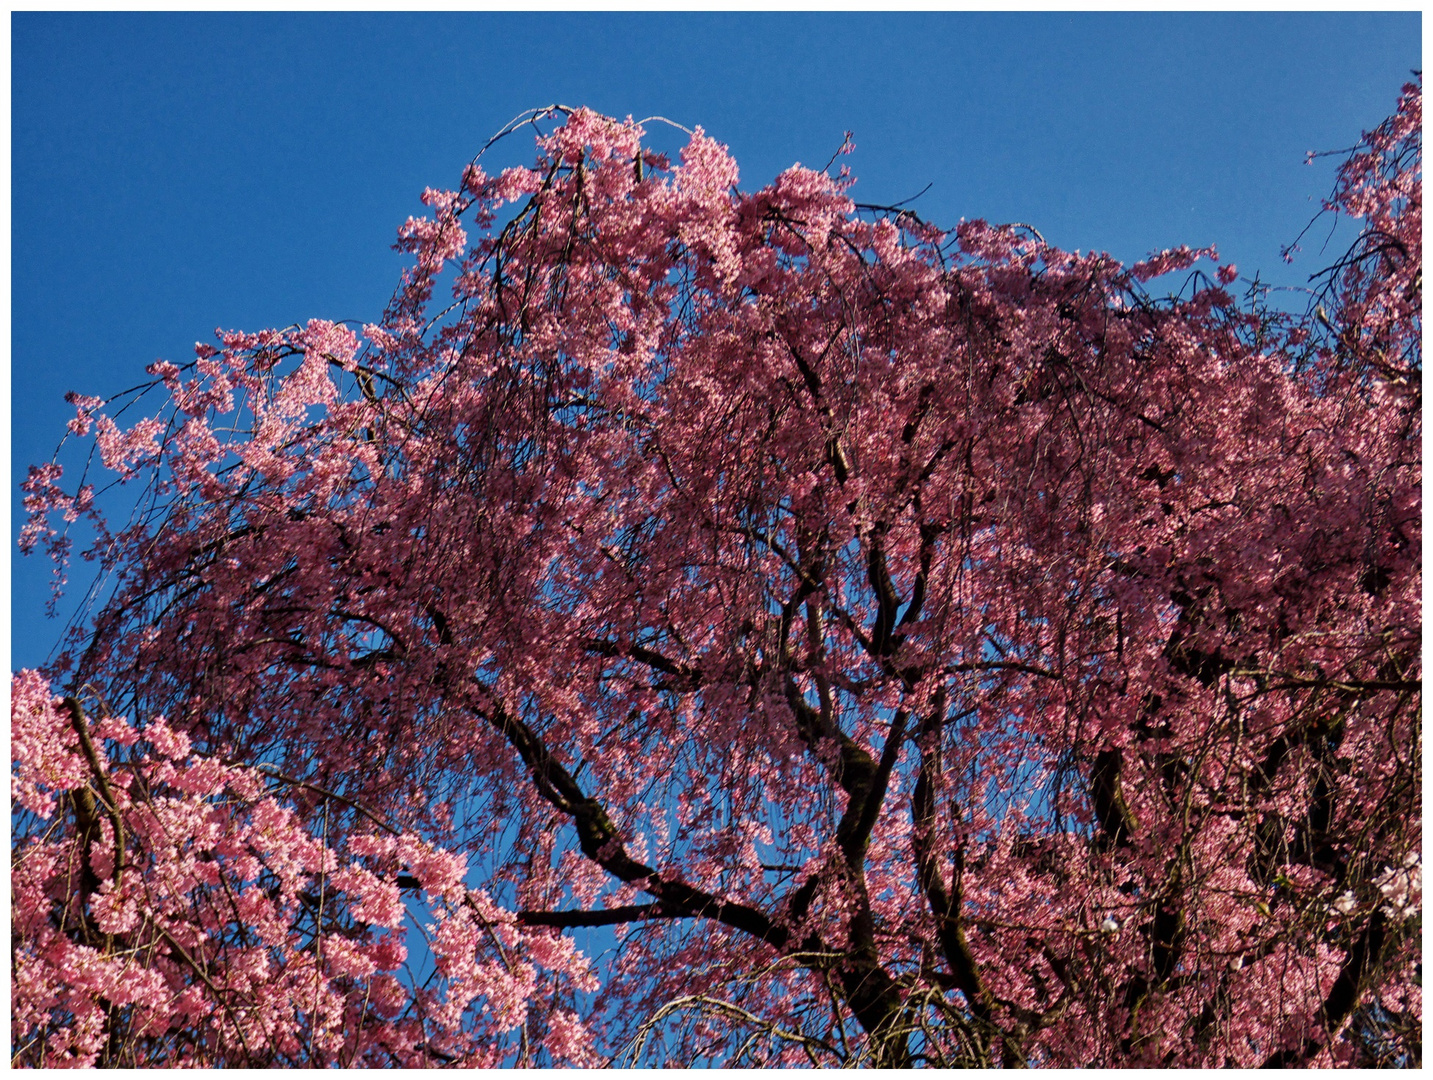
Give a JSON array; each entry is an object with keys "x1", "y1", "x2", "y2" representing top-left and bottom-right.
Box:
[
  {"x1": 517, "y1": 903, "x2": 682, "y2": 928},
  {"x1": 481, "y1": 700, "x2": 786, "y2": 949}
]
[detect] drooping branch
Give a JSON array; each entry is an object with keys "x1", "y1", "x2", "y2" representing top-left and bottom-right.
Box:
[
  {"x1": 910, "y1": 690, "x2": 999, "y2": 1063},
  {"x1": 1262, "y1": 910, "x2": 1391, "y2": 1067},
  {"x1": 480, "y1": 698, "x2": 787, "y2": 949}
]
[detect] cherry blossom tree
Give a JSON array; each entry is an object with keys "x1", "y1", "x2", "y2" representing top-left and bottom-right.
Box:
[{"x1": 15, "y1": 83, "x2": 1419, "y2": 1067}]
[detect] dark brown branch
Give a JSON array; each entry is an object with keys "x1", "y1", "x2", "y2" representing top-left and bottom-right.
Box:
[
  {"x1": 582, "y1": 637, "x2": 702, "y2": 689},
  {"x1": 843, "y1": 709, "x2": 909, "y2": 864},
  {"x1": 866, "y1": 529, "x2": 902, "y2": 658},
  {"x1": 783, "y1": 677, "x2": 876, "y2": 802},
  {"x1": 1261, "y1": 910, "x2": 1389, "y2": 1067},
  {"x1": 481, "y1": 700, "x2": 785, "y2": 949},
  {"x1": 1090, "y1": 748, "x2": 1136, "y2": 849},
  {"x1": 63, "y1": 697, "x2": 124, "y2": 888},
  {"x1": 1230, "y1": 671, "x2": 1420, "y2": 696},
  {"x1": 253, "y1": 764, "x2": 401, "y2": 836},
  {"x1": 517, "y1": 903, "x2": 682, "y2": 928},
  {"x1": 909, "y1": 690, "x2": 1008, "y2": 1065}
]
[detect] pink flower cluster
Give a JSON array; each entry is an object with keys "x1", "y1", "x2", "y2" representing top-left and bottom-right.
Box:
[{"x1": 11, "y1": 674, "x2": 600, "y2": 1067}]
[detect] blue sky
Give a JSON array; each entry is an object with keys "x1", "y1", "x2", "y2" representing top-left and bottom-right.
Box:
[{"x1": 10, "y1": 11, "x2": 1421, "y2": 669}]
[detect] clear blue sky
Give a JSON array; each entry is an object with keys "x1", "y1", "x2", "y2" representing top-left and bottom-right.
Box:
[{"x1": 10, "y1": 11, "x2": 1421, "y2": 669}]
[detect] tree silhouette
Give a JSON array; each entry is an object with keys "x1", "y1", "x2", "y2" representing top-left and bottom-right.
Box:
[{"x1": 14, "y1": 83, "x2": 1420, "y2": 1067}]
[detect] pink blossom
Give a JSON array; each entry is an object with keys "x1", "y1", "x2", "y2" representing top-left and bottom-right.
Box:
[{"x1": 14, "y1": 90, "x2": 1420, "y2": 1068}]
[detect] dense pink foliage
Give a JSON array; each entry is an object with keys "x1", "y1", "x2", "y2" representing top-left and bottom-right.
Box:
[
  {"x1": 14, "y1": 85, "x2": 1420, "y2": 1067},
  {"x1": 11, "y1": 673, "x2": 599, "y2": 1067}
]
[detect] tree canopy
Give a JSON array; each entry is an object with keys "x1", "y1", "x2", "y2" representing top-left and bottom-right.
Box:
[{"x1": 14, "y1": 82, "x2": 1420, "y2": 1067}]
